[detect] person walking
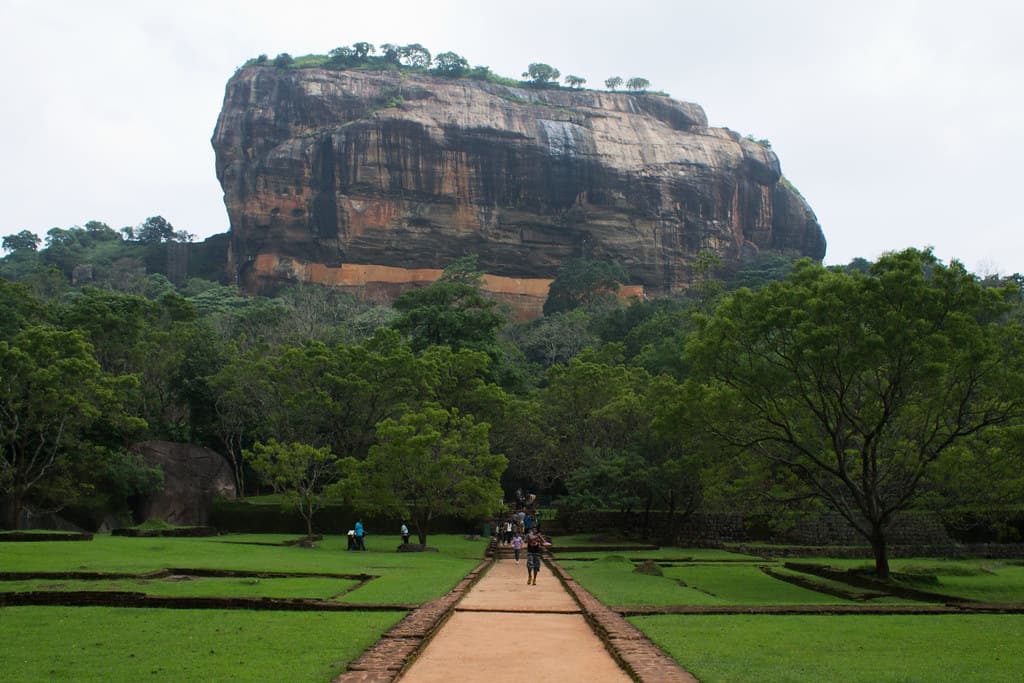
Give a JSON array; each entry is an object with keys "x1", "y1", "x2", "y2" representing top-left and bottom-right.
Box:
[
  {"x1": 525, "y1": 528, "x2": 544, "y2": 584},
  {"x1": 511, "y1": 532, "x2": 523, "y2": 564},
  {"x1": 355, "y1": 519, "x2": 367, "y2": 551},
  {"x1": 401, "y1": 521, "x2": 410, "y2": 545}
]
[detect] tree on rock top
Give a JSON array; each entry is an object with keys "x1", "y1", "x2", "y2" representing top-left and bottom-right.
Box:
[{"x1": 523, "y1": 63, "x2": 560, "y2": 86}]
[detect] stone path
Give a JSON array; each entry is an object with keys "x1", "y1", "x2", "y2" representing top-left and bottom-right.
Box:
[
  {"x1": 335, "y1": 553, "x2": 697, "y2": 682},
  {"x1": 399, "y1": 559, "x2": 631, "y2": 682}
]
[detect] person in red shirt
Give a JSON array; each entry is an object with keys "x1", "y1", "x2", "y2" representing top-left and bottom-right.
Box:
[{"x1": 525, "y1": 528, "x2": 544, "y2": 585}]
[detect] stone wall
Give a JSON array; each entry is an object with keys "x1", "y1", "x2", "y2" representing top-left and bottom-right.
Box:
[{"x1": 557, "y1": 509, "x2": 956, "y2": 546}]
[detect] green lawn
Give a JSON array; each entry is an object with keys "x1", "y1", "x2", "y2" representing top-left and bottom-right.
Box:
[
  {"x1": 633, "y1": 613, "x2": 1024, "y2": 682},
  {"x1": 550, "y1": 543, "x2": 762, "y2": 561},
  {"x1": 559, "y1": 556, "x2": 724, "y2": 606},
  {"x1": 661, "y1": 564, "x2": 852, "y2": 605},
  {"x1": 1, "y1": 607, "x2": 404, "y2": 683},
  {"x1": 791, "y1": 558, "x2": 1024, "y2": 603},
  {"x1": 0, "y1": 533, "x2": 487, "y2": 682},
  {"x1": 559, "y1": 555, "x2": 852, "y2": 606},
  {"x1": 556, "y1": 549, "x2": 1024, "y2": 681},
  {"x1": 0, "y1": 576, "x2": 362, "y2": 600},
  {"x1": 0, "y1": 533, "x2": 485, "y2": 604}
]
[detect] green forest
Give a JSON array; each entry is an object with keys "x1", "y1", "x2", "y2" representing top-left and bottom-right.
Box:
[{"x1": 3, "y1": 219, "x2": 1024, "y2": 577}]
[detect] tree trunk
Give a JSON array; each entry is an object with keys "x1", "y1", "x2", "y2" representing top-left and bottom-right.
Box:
[
  {"x1": 869, "y1": 523, "x2": 891, "y2": 580},
  {"x1": 415, "y1": 512, "x2": 429, "y2": 546},
  {"x1": 11, "y1": 491, "x2": 24, "y2": 530},
  {"x1": 3, "y1": 496, "x2": 17, "y2": 530},
  {"x1": 662, "y1": 489, "x2": 677, "y2": 546},
  {"x1": 303, "y1": 502, "x2": 314, "y2": 539},
  {"x1": 641, "y1": 495, "x2": 652, "y2": 540}
]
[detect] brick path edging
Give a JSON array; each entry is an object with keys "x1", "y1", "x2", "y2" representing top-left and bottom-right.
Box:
[
  {"x1": 332, "y1": 557, "x2": 492, "y2": 683},
  {"x1": 546, "y1": 558, "x2": 699, "y2": 683}
]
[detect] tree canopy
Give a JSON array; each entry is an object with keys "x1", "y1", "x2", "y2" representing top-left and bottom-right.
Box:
[
  {"x1": 677, "y1": 249, "x2": 1024, "y2": 577},
  {"x1": 544, "y1": 258, "x2": 629, "y2": 315},
  {"x1": 522, "y1": 63, "x2": 561, "y2": 86},
  {"x1": 6, "y1": 212, "x2": 1024, "y2": 555},
  {"x1": 604, "y1": 76, "x2": 623, "y2": 91},
  {"x1": 355, "y1": 404, "x2": 506, "y2": 545}
]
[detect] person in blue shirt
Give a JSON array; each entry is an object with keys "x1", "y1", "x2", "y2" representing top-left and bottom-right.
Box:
[{"x1": 355, "y1": 519, "x2": 366, "y2": 551}]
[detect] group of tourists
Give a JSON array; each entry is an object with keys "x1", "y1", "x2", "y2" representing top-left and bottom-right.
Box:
[
  {"x1": 347, "y1": 519, "x2": 412, "y2": 550},
  {"x1": 500, "y1": 508, "x2": 541, "y2": 542},
  {"x1": 346, "y1": 518, "x2": 367, "y2": 550},
  {"x1": 500, "y1": 492, "x2": 547, "y2": 584}
]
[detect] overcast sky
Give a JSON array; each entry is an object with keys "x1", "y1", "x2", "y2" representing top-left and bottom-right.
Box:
[{"x1": 3, "y1": 0, "x2": 1022, "y2": 275}]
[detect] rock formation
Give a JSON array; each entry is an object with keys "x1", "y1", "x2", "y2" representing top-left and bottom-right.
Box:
[
  {"x1": 131, "y1": 441, "x2": 235, "y2": 526},
  {"x1": 212, "y1": 66, "x2": 825, "y2": 318}
]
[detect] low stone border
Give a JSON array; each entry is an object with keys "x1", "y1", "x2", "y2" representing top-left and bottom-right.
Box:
[
  {"x1": 111, "y1": 526, "x2": 218, "y2": 537},
  {"x1": 333, "y1": 558, "x2": 492, "y2": 683},
  {"x1": 553, "y1": 556, "x2": 760, "y2": 564},
  {"x1": 614, "y1": 604, "x2": 1024, "y2": 615},
  {"x1": 759, "y1": 565, "x2": 882, "y2": 601},
  {"x1": 0, "y1": 567, "x2": 383, "y2": 609},
  {"x1": 0, "y1": 532, "x2": 93, "y2": 542},
  {"x1": 548, "y1": 544, "x2": 660, "y2": 553},
  {"x1": 547, "y1": 558, "x2": 698, "y2": 683},
  {"x1": 785, "y1": 562, "x2": 977, "y2": 603},
  {"x1": 0, "y1": 591, "x2": 413, "y2": 611},
  {"x1": 0, "y1": 568, "x2": 374, "y2": 581},
  {"x1": 726, "y1": 543, "x2": 1024, "y2": 560}
]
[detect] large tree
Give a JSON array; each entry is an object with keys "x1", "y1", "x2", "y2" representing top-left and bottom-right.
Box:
[
  {"x1": 356, "y1": 405, "x2": 506, "y2": 545},
  {"x1": 244, "y1": 440, "x2": 347, "y2": 540},
  {"x1": 626, "y1": 77, "x2": 650, "y2": 92},
  {"x1": 0, "y1": 326, "x2": 143, "y2": 528},
  {"x1": 433, "y1": 52, "x2": 469, "y2": 76},
  {"x1": 522, "y1": 63, "x2": 560, "y2": 86},
  {"x1": 2, "y1": 230, "x2": 41, "y2": 254},
  {"x1": 680, "y1": 249, "x2": 1024, "y2": 577},
  {"x1": 392, "y1": 260, "x2": 506, "y2": 353},
  {"x1": 543, "y1": 258, "x2": 628, "y2": 315}
]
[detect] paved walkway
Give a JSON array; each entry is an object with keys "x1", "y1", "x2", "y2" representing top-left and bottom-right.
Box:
[
  {"x1": 335, "y1": 552, "x2": 696, "y2": 682},
  {"x1": 398, "y1": 559, "x2": 632, "y2": 682}
]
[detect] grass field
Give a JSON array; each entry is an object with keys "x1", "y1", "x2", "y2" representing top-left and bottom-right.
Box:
[
  {"x1": 554, "y1": 543, "x2": 1024, "y2": 681},
  {"x1": 6, "y1": 534, "x2": 1024, "y2": 681},
  {"x1": 0, "y1": 576, "x2": 363, "y2": 599},
  {"x1": 1, "y1": 607, "x2": 404, "y2": 683},
  {"x1": 794, "y1": 557, "x2": 1024, "y2": 603},
  {"x1": 0, "y1": 533, "x2": 487, "y2": 682},
  {"x1": 0, "y1": 533, "x2": 485, "y2": 604},
  {"x1": 633, "y1": 613, "x2": 1024, "y2": 682},
  {"x1": 558, "y1": 555, "x2": 853, "y2": 606}
]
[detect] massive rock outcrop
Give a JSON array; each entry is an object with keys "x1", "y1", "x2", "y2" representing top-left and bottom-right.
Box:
[{"x1": 213, "y1": 66, "x2": 825, "y2": 317}]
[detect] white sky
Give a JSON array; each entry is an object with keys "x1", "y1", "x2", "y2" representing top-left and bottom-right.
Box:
[{"x1": 3, "y1": 0, "x2": 1022, "y2": 274}]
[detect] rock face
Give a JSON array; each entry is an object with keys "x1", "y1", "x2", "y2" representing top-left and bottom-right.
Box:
[
  {"x1": 131, "y1": 441, "x2": 235, "y2": 526},
  {"x1": 212, "y1": 67, "x2": 825, "y2": 317}
]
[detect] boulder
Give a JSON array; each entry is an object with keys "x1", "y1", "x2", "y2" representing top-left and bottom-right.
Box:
[{"x1": 131, "y1": 441, "x2": 235, "y2": 527}]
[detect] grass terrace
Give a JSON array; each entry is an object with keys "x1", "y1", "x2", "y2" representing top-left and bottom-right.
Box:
[
  {"x1": 0, "y1": 533, "x2": 488, "y2": 682},
  {"x1": 554, "y1": 544, "x2": 1024, "y2": 681}
]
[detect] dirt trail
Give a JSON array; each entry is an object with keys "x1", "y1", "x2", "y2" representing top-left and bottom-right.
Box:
[{"x1": 398, "y1": 559, "x2": 632, "y2": 682}]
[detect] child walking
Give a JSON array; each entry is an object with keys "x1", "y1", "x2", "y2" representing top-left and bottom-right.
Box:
[{"x1": 511, "y1": 532, "x2": 523, "y2": 563}]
